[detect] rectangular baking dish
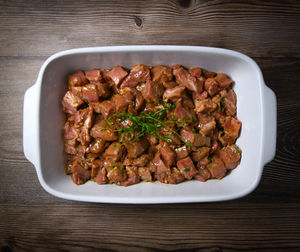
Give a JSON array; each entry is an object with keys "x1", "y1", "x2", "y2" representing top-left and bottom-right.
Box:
[{"x1": 23, "y1": 46, "x2": 276, "y2": 203}]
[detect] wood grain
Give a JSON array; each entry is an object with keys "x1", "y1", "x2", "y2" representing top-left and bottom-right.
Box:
[
  {"x1": 0, "y1": 0, "x2": 300, "y2": 251},
  {"x1": 0, "y1": 0, "x2": 300, "y2": 57}
]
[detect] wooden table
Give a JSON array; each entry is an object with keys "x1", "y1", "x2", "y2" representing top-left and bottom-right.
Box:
[{"x1": 1, "y1": 0, "x2": 300, "y2": 251}]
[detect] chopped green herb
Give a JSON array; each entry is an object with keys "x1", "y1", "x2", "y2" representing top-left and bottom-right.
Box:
[
  {"x1": 192, "y1": 129, "x2": 196, "y2": 134},
  {"x1": 208, "y1": 156, "x2": 213, "y2": 163},
  {"x1": 109, "y1": 165, "x2": 115, "y2": 170},
  {"x1": 183, "y1": 168, "x2": 190, "y2": 172},
  {"x1": 207, "y1": 165, "x2": 212, "y2": 169},
  {"x1": 182, "y1": 123, "x2": 186, "y2": 128},
  {"x1": 234, "y1": 147, "x2": 238, "y2": 153},
  {"x1": 220, "y1": 97, "x2": 226, "y2": 112},
  {"x1": 185, "y1": 141, "x2": 192, "y2": 148},
  {"x1": 191, "y1": 116, "x2": 195, "y2": 122},
  {"x1": 113, "y1": 144, "x2": 117, "y2": 148}
]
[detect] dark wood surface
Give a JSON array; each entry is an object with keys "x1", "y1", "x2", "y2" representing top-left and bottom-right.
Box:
[{"x1": 1, "y1": 0, "x2": 300, "y2": 251}]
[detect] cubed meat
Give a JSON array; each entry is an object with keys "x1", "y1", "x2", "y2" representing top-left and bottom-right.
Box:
[
  {"x1": 167, "y1": 168, "x2": 185, "y2": 184},
  {"x1": 194, "y1": 98, "x2": 217, "y2": 113},
  {"x1": 106, "y1": 65, "x2": 128, "y2": 86},
  {"x1": 219, "y1": 117, "x2": 241, "y2": 146},
  {"x1": 71, "y1": 160, "x2": 91, "y2": 185},
  {"x1": 95, "y1": 168, "x2": 107, "y2": 184},
  {"x1": 95, "y1": 82, "x2": 111, "y2": 98},
  {"x1": 204, "y1": 78, "x2": 220, "y2": 96},
  {"x1": 91, "y1": 159, "x2": 103, "y2": 178},
  {"x1": 85, "y1": 69, "x2": 102, "y2": 83},
  {"x1": 124, "y1": 154, "x2": 151, "y2": 167},
  {"x1": 107, "y1": 164, "x2": 127, "y2": 184},
  {"x1": 121, "y1": 64, "x2": 150, "y2": 88},
  {"x1": 126, "y1": 138, "x2": 149, "y2": 158},
  {"x1": 191, "y1": 147, "x2": 210, "y2": 162},
  {"x1": 138, "y1": 167, "x2": 152, "y2": 182},
  {"x1": 197, "y1": 115, "x2": 216, "y2": 136},
  {"x1": 195, "y1": 168, "x2": 211, "y2": 182},
  {"x1": 113, "y1": 94, "x2": 132, "y2": 112},
  {"x1": 90, "y1": 100, "x2": 115, "y2": 118},
  {"x1": 175, "y1": 145, "x2": 190, "y2": 160},
  {"x1": 174, "y1": 100, "x2": 194, "y2": 121},
  {"x1": 72, "y1": 84, "x2": 99, "y2": 103},
  {"x1": 68, "y1": 71, "x2": 88, "y2": 88},
  {"x1": 163, "y1": 86, "x2": 186, "y2": 102},
  {"x1": 177, "y1": 156, "x2": 198, "y2": 179},
  {"x1": 224, "y1": 89, "x2": 237, "y2": 116},
  {"x1": 64, "y1": 121, "x2": 78, "y2": 140},
  {"x1": 64, "y1": 139, "x2": 77, "y2": 155},
  {"x1": 173, "y1": 67, "x2": 199, "y2": 92},
  {"x1": 120, "y1": 166, "x2": 140, "y2": 186},
  {"x1": 203, "y1": 71, "x2": 217, "y2": 78},
  {"x1": 160, "y1": 145, "x2": 176, "y2": 166},
  {"x1": 142, "y1": 79, "x2": 164, "y2": 104},
  {"x1": 62, "y1": 91, "x2": 84, "y2": 115},
  {"x1": 180, "y1": 128, "x2": 211, "y2": 147},
  {"x1": 193, "y1": 90, "x2": 208, "y2": 102},
  {"x1": 189, "y1": 67, "x2": 202, "y2": 78},
  {"x1": 215, "y1": 73, "x2": 233, "y2": 89},
  {"x1": 103, "y1": 142, "x2": 125, "y2": 162},
  {"x1": 89, "y1": 138, "x2": 106, "y2": 154},
  {"x1": 219, "y1": 145, "x2": 241, "y2": 169},
  {"x1": 207, "y1": 155, "x2": 226, "y2": 179},
  {"x1": 151, "y1": 65, "x2": 168, "y2": 82},
  {"x1": 90, "y1": 120, "x2": 118, "y2": 141},
  {"x1": 146, "y1": 134, "x2": 159, "y2": 145}
]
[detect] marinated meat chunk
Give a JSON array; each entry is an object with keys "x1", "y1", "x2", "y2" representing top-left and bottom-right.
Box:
[
  {"x1": 121, "y1": 64, "x2": 150, "y2": 88},
  {"x1": 219, "y1": 145, "x2": 241, "y2": 169},
  {"x1": 215, "y1": 73, "x2": 233, "y2": 89},
  {"x1": 106, "y1": 65, "x2": 128, "y2": 87},
  {"x1": 207, "y1": 155, "x2": 226, "y2": 179},
  {"x1": 63, "y1": 65, "x2": 242, "y2": 186},
  {"x1": 142, "y1": 79, "x2": 164, "y2": 104},
  {"x1": 85, "y1": 69, "x2": 102, "y2": 83},
  {"x1": 90, "y1": 120, "x2": 118, "y2": 141},
  {"x1": 126, "y1": 138, "x2": 149, "y2": 158},
  {"x1": 68, "y1": 71, "x2": 88, "y2": 88},
  {"x1": 177, "y1": 156, "x2": 198, "y2": 179},
  {"x1": 62, "y1": 91, "x2": 84, "y2": 115},
  {"x1": 71, "y1": 160, "x2": 91, "y2": 185}
]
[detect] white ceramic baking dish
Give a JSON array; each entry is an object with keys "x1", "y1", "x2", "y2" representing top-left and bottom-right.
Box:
[{"x1": 23, "y1": 46, "x2": 276, "y2": 203}]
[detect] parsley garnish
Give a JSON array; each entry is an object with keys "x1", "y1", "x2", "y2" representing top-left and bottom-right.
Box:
[
  {"x1": 183, "y1": 168, "x2": 190, "y2": 172},
  {"x1": 207, "y1": 165, "x2": 212, "y2": 169}
]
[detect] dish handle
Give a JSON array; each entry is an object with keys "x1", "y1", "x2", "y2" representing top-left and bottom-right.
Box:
[
  {"x1": 23, "y1": 84, "x2": 40, "y2": 168},
  {"x1": 262, "y1": 85, "x2": 277, "y2": 165}
]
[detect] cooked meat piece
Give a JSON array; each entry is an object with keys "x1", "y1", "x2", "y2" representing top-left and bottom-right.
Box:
[
  {"x1": 72, "y1": 84, "x2": 99, "y2": 103},
  {"x1": 64, "y1": 121, "x2": 78, "y2": 140},
  {"x1": 207, "y1": 155, "x2": 226, "y2": 179},
  {"x1": 146, "y1": 134, "x2": 159, "y2": 145},
  {"x1": 191, "y1": 147, "x2": 210, "y2": 162},
  {"x1": 90, "y1": 100, "x2": 115, "y2": 118},
  {"x1": 168, "y1": 168, "x2": 185, "y2": 184},
  {"x1": 90, "y1": 120, "x2": 118, "y2": 141},
  {"x1": 194, "y1": 98, "x2": 217, "y2": 113},
  {"x1": 89, "y1": 138, "x2": 106, "y2": 154},
  {"x1": 74, "y1": 108, "x2": 90, "y2": 124},
  {"x1": 138, "y1": 167, "x2": 152, "y2": 182},
  {"x1": 64, "y1": 139, "x2": 77, "y2": 155},
  {"x1": 106, "y1": 65, "x2": 128, "y2": 87},
  {"x1": 175, "y1": 145, "x2": 190, "y2": 160},
  {"x1": 71, "y1": 160, "x2": 91, "y2": 185},
  {"x1": 113, "y1": 94, "x2": 132, "y2": 112},
  {"x1": 126, "y1": 138, "x2": 149, "y2": 158},
  {"x1": 153, "y1": 153, "x2": 171, "y2": 183},
  {"x1": 95, "y1": 168, "x2": 107, "y2": 184},
  {"x1": 78, "y1": 107, "x2": 94, "y2": 145},
  {"x1": 174, "y1": 100, "x2": 194, "y2": 121},
  {"x1": 189, "y1": 67, "x2": 202, "y2": 78},
  {"x1": 62, "y1": 91, "x2": 84, "y2": 115},
  {"x1": 197, "y1": 115, "x2": 216, "y2": 136},
  {"x1": 106, "y1": 164, "x2": 127, "y2": 184},
  {"x1": 163, "y1": 86, "x2": 186, "y2": 102},
  {"x1": 215, "y1": 73, "x2": 233, "y2": 89},
  {"x1": 160, "y1": 145, "x2": 176, "y2": 166},
  {"x1": 124, "y1": 154, "x2": 151, "y2": 167},
  {"x1": 91, "y1": 159, "x2": 103, "y2": 178},
  {"x1": 173, "y1": 67, "x2": 199, "y2": 92},
  {"x1": 219, "y1": 145, "x2": 241, "y2": 169},
  {"x1": 224, "y1": 89, "x2": 237, "y2": 116},
  {"x1": 103, "y1": 142, "x2": 125, "y2": 162},
  {"x1": 120, "y1": 166, "x2": 140, "y2": 186},
  {"x1": 180, "y1": 128, "x2": 211, "y2": 147},
  {"x1": 203, "y1": 70, "x2": 217, "y2": 78},
  {"x1": 177, "y1": 156, "x2": 198, "y2": 179},
  {"x1": 151, "y1": 65, "x2": 169, "y2": 82},
  {"x1": 195, "y1": 168, "x2": 211, "y2": 182},
  {"x1": 142, "y1": 79, "x2": 164, "y2": 104},
  {"x1": 121, "y1": 64, "x2": 150, "y2": 88},
  {"x1": 68, "y1": 71, "x2": 88, "y2": 88},
  {"x1": 95, "y1": 82, "x2": 111, "y2": 98},
  {"x1": 219, "y1": 117, "x2": 241, "y2": 146},
  {"x1": 85, "y1": 69, "x2": 102, "y2": 83},
  {"x1": 204, "y1": 78, "x2": 220, "y2": 96}
]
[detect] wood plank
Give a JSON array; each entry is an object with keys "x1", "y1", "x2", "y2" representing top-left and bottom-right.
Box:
[
  {"x1": 0, "y1": 0, "x2": 299, "y2": 57},
  {"x1": 0, "y1": 204, "x2": 300, "y2": 251}
]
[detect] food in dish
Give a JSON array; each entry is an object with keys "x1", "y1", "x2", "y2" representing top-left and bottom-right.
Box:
[{"x1": 62, "y1": 64, "x2": 242, "y2": 186}]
